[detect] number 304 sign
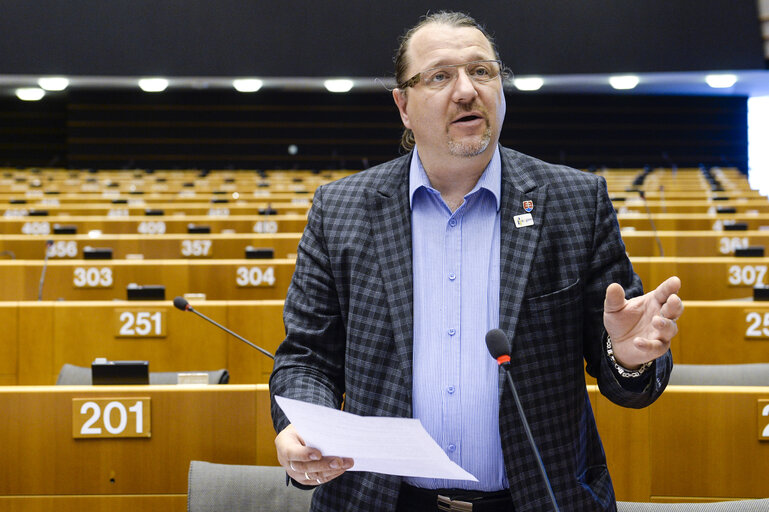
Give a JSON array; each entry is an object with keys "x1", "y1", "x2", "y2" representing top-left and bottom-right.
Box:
[{"x1": 72, "y1": 398, "x2": 151, "y2": 439}]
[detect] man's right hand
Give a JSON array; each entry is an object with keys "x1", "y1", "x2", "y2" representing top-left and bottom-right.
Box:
[{"x1": 275, "y1": 424, "x2": 354, "y2": 486}]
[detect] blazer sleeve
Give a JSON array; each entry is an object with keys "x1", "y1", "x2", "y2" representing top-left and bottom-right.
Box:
[
  {"x1": 269, "y1": 186, "x2": 347, "y2": 433},
  {"x1": 583, "y1": 177, "x2": 672, "y2": 408}
]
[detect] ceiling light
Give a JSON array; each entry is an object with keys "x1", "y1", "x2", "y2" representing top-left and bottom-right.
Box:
[
  {"x1": 138, "y1": 78, "x2": 169, "y2": 92},
  {"x1": 705, "y1": 74, "x2": 737, "y2": 89},
  {"x1": 513, "y1": 77, "x2": 544, "y2": 91},
  {"x1": 15, "y1": 88, "x2": 45, "y2": 101},
  {"x1": 609, "y1": 75, "x2": 639, "y2": 90},
  {"x1": 233, "y1": 79, "x2": 263, "y2": 92},
  {"x1": 38, "y1": 77, "x2": 69, "y2": 91},
  {"x1": 324, "y1": 79, "x2": 354, "y2": 93}
]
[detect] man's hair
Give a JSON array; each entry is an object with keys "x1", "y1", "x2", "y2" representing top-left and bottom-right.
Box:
[{"x1": 393, "y1": 11, "x2": 500, "y2": 152}]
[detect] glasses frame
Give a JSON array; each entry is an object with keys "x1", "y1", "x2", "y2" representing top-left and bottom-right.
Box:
[{"x1": 397, "y1": 59, "x2": 508, "y2": 90}]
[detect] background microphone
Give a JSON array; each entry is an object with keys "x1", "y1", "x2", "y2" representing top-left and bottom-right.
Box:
[
  {"x1": 637, "y1": 190, "x2": 664, "y2": 257},
  {"x1": 173, "y1": 296, "x2": 274, "y2": 359},
  {"x1": 37, "y1": 240, "x2": 53, "y2": 301},
  {"x1": 485, "y1": 329, "x2": 560, "y2": 512}
]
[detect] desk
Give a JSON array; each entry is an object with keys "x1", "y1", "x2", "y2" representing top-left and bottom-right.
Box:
[
  {"x1": 0, "y1": 201, "x2": 312, "y2": 217},
  {"x1": 0, "y1": 384, "x2": 275, "y2": 512},
  {"x1": 6, "y1": 300, "x2": 283, "y2": 385},
  {"x1": 0, "y1": 214, "x2": 308, "y2": 235},
  {"x1": 0, "y1": 259, "x2": 296, "y2": 301},
  {"x1": 631, "y1": 257, "x2": 769, "y2": 300},
  {"x1": 5, "y1": 298, "x2": 769, "y2": 385},
  {"x1": 0, "y1": 233, "x2": 302, "y2": 260},
  {"x1": 617, "y1": 212, "x2": 769, "y2": 231},
  {"x1": 592, "y1": 385, "x2": 769, "y2": 502},
  {"x1": 622, "y1": 230, "x2": 769, "y2": 257}
]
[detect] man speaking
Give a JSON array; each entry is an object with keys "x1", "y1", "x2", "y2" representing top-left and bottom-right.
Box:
[{"x1": 270, "y1": 10, "x2": 683, "y2": 512}]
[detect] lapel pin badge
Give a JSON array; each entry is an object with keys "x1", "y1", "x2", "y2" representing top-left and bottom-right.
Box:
[
  {"x1": 514, "y1": 213, "x2": 534, "y2": 228},
  {"x1": 522, "y1": 200, "x2": 533, "y2": 213}
]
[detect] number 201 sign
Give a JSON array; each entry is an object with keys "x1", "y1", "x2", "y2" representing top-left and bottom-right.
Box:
[{"x1": 72, "y1": 398, "x2": 151, "y2": 439}]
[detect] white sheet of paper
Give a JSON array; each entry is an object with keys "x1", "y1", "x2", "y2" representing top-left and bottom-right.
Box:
[{"x1": 275, "y1": 395, "x2": 478, "y2": 481}]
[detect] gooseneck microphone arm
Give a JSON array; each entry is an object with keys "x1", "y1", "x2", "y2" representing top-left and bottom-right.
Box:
[
  {"x1": 172, "y1": 296, "x2": 274, "y2": 359},
  {"x1": 38, "y1": 240, "x2": 53, "y2": 301},
  {"x1": 638, "y1": 190, "x2": 664, "y2": 257},
  {"x1": 485, "y1": 328, "x2": 560, "y2": 512}
]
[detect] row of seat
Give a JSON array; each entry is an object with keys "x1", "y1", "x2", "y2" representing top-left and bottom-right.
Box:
[
  {"x1": 2, "y1": 299, "x2": 767, "y2": 386},
  {"x1": 2, "y1": 230, "x2": 768, "y2": 260},
  {"x1": 2, "y1": 256, "x2": 768, "y2": 301},
  {"x1": 2, "y1": 211, "x2": 769, "y2": 235},
  {"x1": 4, "y1": 198, "x2": 769, "y2": 218},
  {"x1": 3, "y1": 383, "x2": 769, "y2": 509}
]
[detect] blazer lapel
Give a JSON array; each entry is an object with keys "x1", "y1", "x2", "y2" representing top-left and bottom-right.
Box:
[
  {"x1": 498, "y1": 149, "x2": 548, "y2": 358},
  {"x1": 367, "y1": 158, "x2": 415, "y2": 408}
]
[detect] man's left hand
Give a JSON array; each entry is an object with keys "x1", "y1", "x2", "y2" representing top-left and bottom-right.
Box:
[{"x1": 603, "y1": 276, "x2": 683, "y2": 369}]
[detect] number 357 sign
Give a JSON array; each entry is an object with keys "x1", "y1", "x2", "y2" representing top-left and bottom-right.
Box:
[{"x1": 72, "y1": 398, "x2": 151, "y2": 439}]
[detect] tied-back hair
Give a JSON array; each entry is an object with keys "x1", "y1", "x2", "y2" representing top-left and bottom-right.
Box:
[{"x1": 393, "y1": 11, "x2": 500, "y2": 152}]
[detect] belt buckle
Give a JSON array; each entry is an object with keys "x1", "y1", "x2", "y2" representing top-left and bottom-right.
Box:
[{"x1": 437, "y1": 494, "x2": 473, "y2": 512}]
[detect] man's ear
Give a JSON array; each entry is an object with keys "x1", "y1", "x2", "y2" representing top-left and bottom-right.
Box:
[{"x1": 392, "y1": 88, "x2": 411, "y2": 129}]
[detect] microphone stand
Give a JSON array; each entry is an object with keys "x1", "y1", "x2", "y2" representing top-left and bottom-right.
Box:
[{"x1": 500, "y1": 363, "x2": 560, "y2": 512}]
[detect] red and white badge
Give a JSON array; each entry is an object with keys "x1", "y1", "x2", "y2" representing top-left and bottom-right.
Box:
[{"x1": 522, "y1": 200, "x2": 533, "y2": 213}]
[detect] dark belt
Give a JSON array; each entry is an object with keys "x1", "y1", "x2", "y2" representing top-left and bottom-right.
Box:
[{"x1": 398, "y1": 483, "x2": 513, "y2": 512}]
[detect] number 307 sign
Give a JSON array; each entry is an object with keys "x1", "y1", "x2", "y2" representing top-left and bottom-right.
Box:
[{"x1": 72, "y1": 398, "x2": 151, "y2": 439}]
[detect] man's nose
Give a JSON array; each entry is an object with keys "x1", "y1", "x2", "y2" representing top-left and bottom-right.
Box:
[{"x1": 451, "y1": 68, "x2": 479, "y2": 102}]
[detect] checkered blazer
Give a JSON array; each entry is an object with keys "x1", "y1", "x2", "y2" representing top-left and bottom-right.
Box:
[{"x1": 270, "y1": 147, "x2": 672, "y2": 512}]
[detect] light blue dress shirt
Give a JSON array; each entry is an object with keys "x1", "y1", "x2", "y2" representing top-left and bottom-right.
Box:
[{"x1": 405, "y1": 146, "x2": 507, "y2": 491}]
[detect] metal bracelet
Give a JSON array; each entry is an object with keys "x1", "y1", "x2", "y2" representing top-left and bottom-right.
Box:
[{"x1": 605, "y1": 335, "x2": 653, "y2": 378}]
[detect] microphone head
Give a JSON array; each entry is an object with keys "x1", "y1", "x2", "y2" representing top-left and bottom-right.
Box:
[
  {"x1": 485, "y1": 329, "x2": 510, "y2": 359},
  {"x1": 172, "y1": 296, "x2": 190, "y2": 311}
]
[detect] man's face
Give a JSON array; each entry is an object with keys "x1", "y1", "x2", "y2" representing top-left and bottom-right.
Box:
[{"x1": 393, "y1": 23, "x2": 506, "y2": 160}]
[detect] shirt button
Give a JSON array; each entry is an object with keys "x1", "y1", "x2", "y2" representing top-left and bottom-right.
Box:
[
  {"x1": 448, "y1": 218, "x2": 457, "y2": 227},
  {"x1": 447, "y1": 444, "x2": 456, "y2": 452},
  {"x1": 448, "y1": 328, "x2": 456, "y2": 336},
  {"x1": 448, "y1": 272, "x2": 456, "y2": 281},
  {"x1": 447, "y1": 386, "x2": 455, "y2": 394}
]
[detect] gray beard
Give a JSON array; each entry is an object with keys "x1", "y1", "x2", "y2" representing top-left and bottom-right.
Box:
[{"x1": 447, "y1": 127, "x2": 492, "y2": 157}]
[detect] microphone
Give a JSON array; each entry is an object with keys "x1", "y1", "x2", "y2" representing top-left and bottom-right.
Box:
[
  {"x1": 38, "y1": 240, "x2": 54, "y2": 301},
  {"x1": 172, "y1": 296, "x2": 274, "y2": 359},
  {"x1": 485, "y1": 329, "x2": 560, "y2": 512},
  {"x1": 637, "y1": 190, "x2": 664, "y2": 257}
]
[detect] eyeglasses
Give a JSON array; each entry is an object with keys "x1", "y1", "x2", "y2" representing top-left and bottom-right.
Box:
[{"x1": 398, "y1": 59, "x2": 505, "y2": 90}]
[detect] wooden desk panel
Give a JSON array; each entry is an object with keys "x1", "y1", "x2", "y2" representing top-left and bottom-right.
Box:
[
  {"x1": 0, "y1": 384, "x2": 274, "y2": 511},
  {"x1": 649, "y1": 387, "x2": 769, "y2": 499},
  {"x1": 0, "y1": 201, "x2": 311, "y2": 217},
  {"x1": 592, "y1": 385, "x2": 769, "y2": 502},
  {"x1": 630, "y1": 257, "x2": 769, "y2": 301},
  {"x1": 614, "y1": 199, "x2": 769, "y2": 215},
  {"x1": 0, "y1": 259, "x2": 295, "y2": 301},
  {"x1": 0, "y1": 303, "x2": 17, "y2": 385},
  {"x1": 675, "y1": 301, "x2": 769, "y2": 364},
  {"x1": 622, "y1": 231, "x2": 769, "y2": 257},
  {"x1": 0, "y1": 233, "x2": 301, "y2": 260},
  {"x1": 10, "y1": 298, "x2": 769, "y2": 386},
  {"x1": 0, "y1": 214, "x2": 308, "y2": 235},
  {"x1": 618, "y1": 213, "x2": 769, "y2": 231},
  {"x1": 12, "y1": 300, "x2": 282, "y2": 385}
]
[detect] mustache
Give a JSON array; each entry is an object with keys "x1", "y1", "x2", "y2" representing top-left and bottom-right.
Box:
[{"x1": 452, "y1": 102, "x2": 487, "y2": 115}]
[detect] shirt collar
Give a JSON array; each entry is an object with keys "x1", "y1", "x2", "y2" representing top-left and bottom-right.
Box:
[{"x1": 409, "y1": 145, "x2": 502, "y2": 211}]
